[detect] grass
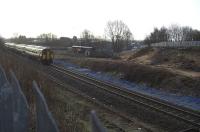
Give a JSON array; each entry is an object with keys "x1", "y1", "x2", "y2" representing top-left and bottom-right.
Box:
[
  {"x1": 63, "y1": 56, "x2": 200, "y2": 97},
  {"x1": 0, "y1": 47, "x2": 91, "y2": 131},
  {"x1": 0, "y1": 47, "x2": 143, "y2": 132}
]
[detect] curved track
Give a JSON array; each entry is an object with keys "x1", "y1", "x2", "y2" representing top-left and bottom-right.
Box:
[{"x1": 51, "y1": 64, "x2": 200, "y2": 129}]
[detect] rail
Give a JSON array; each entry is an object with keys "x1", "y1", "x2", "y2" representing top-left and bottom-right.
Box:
[{"x1": 51, "y1": 64, "x2": 200, "y2": 129}]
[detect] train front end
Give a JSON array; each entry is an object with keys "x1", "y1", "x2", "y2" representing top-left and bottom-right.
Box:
[{"x1": 41, "y1": 48, "x2": 54, "y2": 65}]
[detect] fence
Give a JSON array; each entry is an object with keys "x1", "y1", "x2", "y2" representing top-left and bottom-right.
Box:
[
  {"x1": 0, "y1": 66, "x2": 106, "y2": 132},
  {"x1": 151, "y1": 41, "x2": 200, "y2": 48}
]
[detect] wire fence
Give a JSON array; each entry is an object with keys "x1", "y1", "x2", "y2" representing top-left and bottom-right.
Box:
[
  {"x1": 0, "y1": 66, "x2": 106, "y2": 132},
  {"x1": 151, "y1": 41, "x2": 200, "y2": 48}
]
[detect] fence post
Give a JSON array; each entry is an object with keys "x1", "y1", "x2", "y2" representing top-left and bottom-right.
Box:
[
  {"x1": 0, "y1": 66, "x2": 14, "y2": 132},
  {"x1": 90, "y1": 110, "x2": 107, "y2": 132},
  {"x1": 0, "y1": 66, "x2": 29, "y2": 132},
  {"x1": 10, "y1": 71, "x2": 29, "y2": 132},
  {"x1": 32, "y1": 81, "x2": 59, "y2": 132}
]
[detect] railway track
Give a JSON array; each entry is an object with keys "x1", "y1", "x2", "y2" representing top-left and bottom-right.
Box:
[
  {"x1": 51, "y1": 64, "x2": 200, "y2": 129},
  {"x1": 3, "y1": 49, "x2": 141, "y2": 131},
  {"x1": 40, "y1": 72, "x2": 136, "y2": 132},
  {"x1": 4, "y1": 46, "x2": 199, "y2": 131}
]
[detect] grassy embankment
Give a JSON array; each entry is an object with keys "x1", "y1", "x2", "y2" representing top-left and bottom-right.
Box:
[
  {"x1": 64, "y1": 47, "x2": 200, "y2": 97},
  {"x1": 0, "y1": 47, "x2": 144, "y2": 132}
]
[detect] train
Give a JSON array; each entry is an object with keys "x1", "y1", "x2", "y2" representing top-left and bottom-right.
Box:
[{"x1": 4, "y1": 43, "x2": 54, "y2": 65}]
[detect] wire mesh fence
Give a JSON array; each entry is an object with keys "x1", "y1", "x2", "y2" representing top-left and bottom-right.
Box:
[
  {"x1": 0, "y1": 66, "x2": 106, "y2": 132},
  {"x1": 151, "y1": 41, "x2": 200, "y2": 48}
]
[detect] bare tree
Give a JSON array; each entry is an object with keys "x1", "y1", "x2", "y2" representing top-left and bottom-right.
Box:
[
  {"x1": 80, "y1": 29, "x2": 94, "y2": 44},
  {"x1": 105, "y1": 20, "x2": 132, "y2": 52},
  {"x1": 37, "y1": 33, "x2": 57, "y2": 42},
  {"x1": 167, "y1": 24, "x2": 184, "y2": 42},
  {"x1": 144, "y1": 26, "x2": 168, "y2": 46},
  {"x1": 181, "y1": 26, "x2": 195, "y2": 41},
  {"x1": 181, "y1": 27, "x2": 200, "y2": 41},
  {"x1": 191, "y1": 30, "x2": 200, "y2": 41},
  {"x1": 144, "y1": 24, "x2": 200, "y2": 45},
  {"x1": 9, "y1": 35, "x2": 29, "y2": 44},
  {"x1": 72, "y1": 36, "x2": 78, "y2": 45},
  {"x1": 167, "y1": 24, "x2": 200, "y2": 42}
]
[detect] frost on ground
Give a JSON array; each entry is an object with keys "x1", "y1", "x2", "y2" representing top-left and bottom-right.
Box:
[{"x1": 54, "y1": 59, "x2": 200, "y2": 111}]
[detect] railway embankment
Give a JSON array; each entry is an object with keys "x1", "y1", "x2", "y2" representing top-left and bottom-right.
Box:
[
  {"x1": 62, "y1": 47, "x2": 200, "y2": 99},
  {"x1": 54, "y1": 59, "x2": 200, "y2": 111},
  {"x1": 1, "y1": 46, "x2": 200, "y2": 131},
  {"x1": 0, "y1": 47, "x2": 147, "y2": 132}
]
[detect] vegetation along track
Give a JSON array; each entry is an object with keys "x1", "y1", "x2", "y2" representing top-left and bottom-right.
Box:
[
  {"x1": 51, "y1": 64, "x2": 200, "y2": 129},
  {"x1": 40, "y1": 72, "x2": 136, "y2": 132}
]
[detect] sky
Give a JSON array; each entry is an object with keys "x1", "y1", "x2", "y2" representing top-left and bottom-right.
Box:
[{"x1": 0, "y1": 0, "x2": 200, "y2": 40}]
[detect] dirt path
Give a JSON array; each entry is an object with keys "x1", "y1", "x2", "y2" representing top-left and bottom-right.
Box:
[{"x1": 153, "y1": 64, "x2": 200, "y2": 78}]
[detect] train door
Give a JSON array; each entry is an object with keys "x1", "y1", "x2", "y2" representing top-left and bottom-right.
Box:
[
  {"x1": 50, "y1": 50, "x2": 54, "y2": 63},
  {"x1": 41, "y1": 50, "x2": 46, "y2": 64},
  {"x1": 46, "y1": 50, "x2": 53, "y2": 64},
  {"x1": 46, "y1": 50, "x2": 50, "y2": 61},
  {"x1": 42, "y1": 49, "x2": 53, "y2": 65}
]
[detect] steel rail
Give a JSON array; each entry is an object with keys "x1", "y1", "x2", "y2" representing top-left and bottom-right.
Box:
[
  {"x1": 51, "y1": 64, "x2": 200, "y2": 128},
  {"x1": 39, "y1": 71, "x2": 139, "y2": 131}
]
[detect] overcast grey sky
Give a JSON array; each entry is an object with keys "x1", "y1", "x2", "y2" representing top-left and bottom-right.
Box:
[{"x1": 0, "y1": 0, "x2": 200, "y2": 40}]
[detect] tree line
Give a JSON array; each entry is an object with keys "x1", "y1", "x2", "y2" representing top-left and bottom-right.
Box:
[
  {"x1": 5, "y1": 20, "x2": 133, "y2": 53},
  {"x1": 144, "y1": 24, "x2": 200, "y2": 46},
  {"x1": 2, "y1": 21, "x2": 200, "y2": 53}
]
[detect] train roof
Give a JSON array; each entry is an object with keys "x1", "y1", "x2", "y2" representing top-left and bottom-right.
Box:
[{"x1": 5, "y1": 43, "x2": 50, "y2": 50}]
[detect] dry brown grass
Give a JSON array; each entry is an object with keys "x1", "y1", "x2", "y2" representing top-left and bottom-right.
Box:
[
  {"x1": 125, "y1": 47, "x2": 200, "y2": 72},
  {"x1": 0, "y1": 47, "x2": 145, "y2": 132},
  {"x1": 0, "y1": 48, "x2": 91, "y2": 131},
  {"x1": 63, "y1": 56, "x2": 200, "y2": 97}
]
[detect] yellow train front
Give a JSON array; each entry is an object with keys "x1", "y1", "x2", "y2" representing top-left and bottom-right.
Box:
[
  {"x1": 40, "y1": 48, "x2": 54, "y2": 65},
  {"x1": 4, "y1": 43, "x2": 54, "y2": 65}
]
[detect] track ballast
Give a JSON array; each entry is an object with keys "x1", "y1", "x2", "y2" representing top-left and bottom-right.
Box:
[{"x1": 51, "y1": 64, "x2": 200, "y2": 129}]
